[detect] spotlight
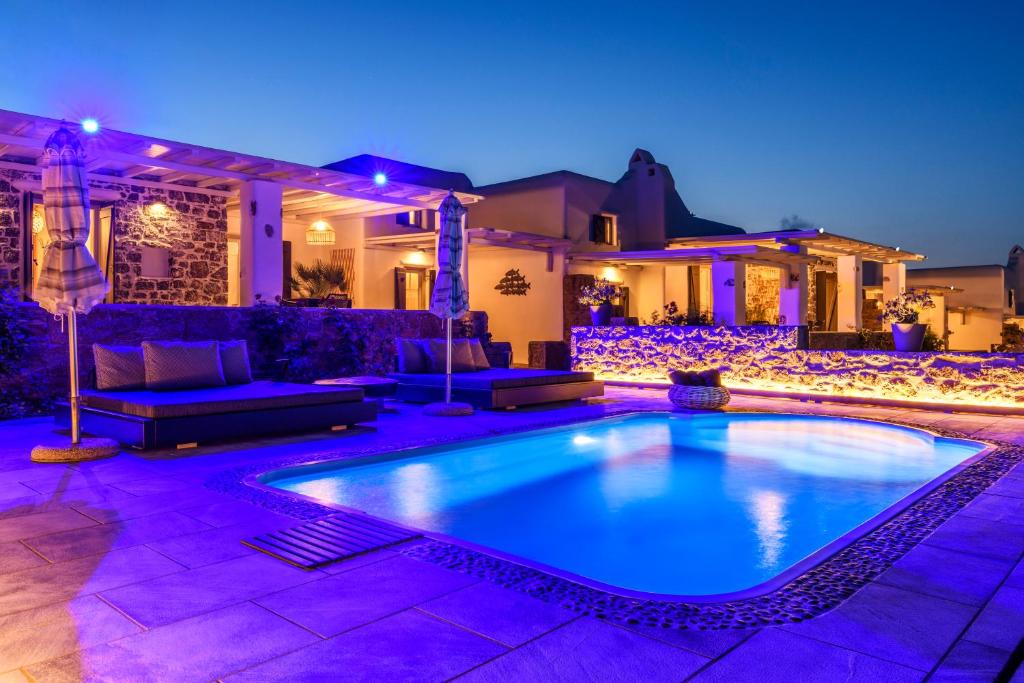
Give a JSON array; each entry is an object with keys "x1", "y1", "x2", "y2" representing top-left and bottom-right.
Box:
[
  {"x1": 373, "y1": 172, "x2": 387, "y2": 186},
  {"x1": 81, "y1": 118, "x2": 100, "y2": 134}
]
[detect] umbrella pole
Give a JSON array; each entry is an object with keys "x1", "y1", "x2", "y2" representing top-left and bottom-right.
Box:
[
  {"x1": 67, "y1": 309, "x2": 81, "y2": 445},
  {"x1": 445, "y1": 318, "x2": 453, "y2": 404}
]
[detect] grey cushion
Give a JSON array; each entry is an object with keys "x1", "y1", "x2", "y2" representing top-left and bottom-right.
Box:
[
  {"x1": 389, "y1": 368, "x2": 594, "y2": 390},
  {"x1": 468, "y1": 338, "x2": 490, "y2": 370},
  {"x1": 425, "y1": 338, "x2": 476, "y2": 373},
  {"x1": 395, "y1": 338, "x2": 429, "y2": 374},
  {"x1": 143, "y1": 340, "x2": 226, "y2": 391},
  {"x1": 92, "y1": 344, "x2": 145, "y2": 391},
  {"x1": 81, "y1": 381, "x2": 364, "y2": 419},
  {"x1": 219, "y1": 340, "x2": 253, "y2": 385}
]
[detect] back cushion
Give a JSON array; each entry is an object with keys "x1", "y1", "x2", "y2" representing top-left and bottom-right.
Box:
[
  {"x1": 92, "y1": 344, "x2": 145, "y2": 391},
  {"x1": 219, "y1": 340, "x2": 253, "y2": 385},
  {"x1": 396, "y1": 338, "x2": 429, "y2": 374},
  {"x1": 142, "y1": 341, "x2": 226, "y2": 391},
  {"x1": 467, "y1": 338, "x2": 490, "y2": 370},
  {"x1": 425, "y1": 338, "x2": 477, "y2": 373}
]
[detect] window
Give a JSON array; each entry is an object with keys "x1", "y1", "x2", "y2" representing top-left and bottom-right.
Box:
[
  {"x1": 590, "y1": 214, "x2": 617, "y2": 245},
  {"x1": 396, "y1": 210, "x2": 433, "y2": 229}
]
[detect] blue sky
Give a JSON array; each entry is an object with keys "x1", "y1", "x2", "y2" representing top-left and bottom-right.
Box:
[{"x1": 2, "y1": 1, "x2": 1020, "y2": 266}]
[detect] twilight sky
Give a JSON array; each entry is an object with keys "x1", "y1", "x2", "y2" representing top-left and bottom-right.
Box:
[{"x1": 2, "y1": 1, "x2": 1020, "y2": 267}]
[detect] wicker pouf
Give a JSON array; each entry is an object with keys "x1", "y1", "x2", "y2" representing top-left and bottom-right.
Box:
[{"x1": 668, "y1": 385, "x2": 731, "y2": 410}]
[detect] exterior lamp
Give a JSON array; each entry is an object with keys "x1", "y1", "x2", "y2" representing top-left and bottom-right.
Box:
[
  {"x1": 80, "y1": 118, "x2": 100, "y2": 134},
  {"x1": 147, "y1": 202, "x2": 169, "y2": 219},
  {"x1": 373, "y1": 172, "x2": 387, "y2": 186},
  {"x1": 306, "y1": 219, "x2": 336, "y2": 246}
]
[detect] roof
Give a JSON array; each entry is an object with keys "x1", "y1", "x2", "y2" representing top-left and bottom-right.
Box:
[
  {"x1": 568, "y1": 245, "x2": 820, "y2": 268},
  {"x1": 669, "y1": 229, "x2": 924, "y2": 263},
  {"x1": 321, "y1": 154, "x2": 475, "y2": 194},
  {"x1": 909, "y1": 264, "x2": 1005, "y2": 273},
  {"x1": 475, "y1": 169, "x2": 613, "y2": 195},
  {"x1": 0, "y1": 109, "x2": 480, "y2": 219}
]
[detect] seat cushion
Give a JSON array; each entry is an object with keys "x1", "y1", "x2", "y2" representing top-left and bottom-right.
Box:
[
  {"x1": 143, "y1": 340, "x2": 226, "y2": 390},
  {"x1": 92, "y1": 344, "x2": 145, "y2": 391},
  {"x1": 395, "y1": 338, "x2": 429, "y2": 374},
  {"x1": 81, "y1": 381, "x2": 364, "y2": 419},
  {"x1": 424, "y1": 338, "x2": 477, "y2": 373},
  {"x1": 389, "y1": 368, "x2": 594, "y2": 391},
  {"x1": 219, "y1": 340, "x2": 253, "y2": 385},
  {"x1": 468, "y1": 338, "x2": 490, "y2": 370}
]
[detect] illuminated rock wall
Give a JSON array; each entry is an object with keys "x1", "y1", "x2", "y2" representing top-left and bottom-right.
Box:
[{"x1": 572, "y1": 326, "x2": 1024, "y2": 409}]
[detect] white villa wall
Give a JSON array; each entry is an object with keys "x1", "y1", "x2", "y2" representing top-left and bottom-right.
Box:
[
  {"x1": 908, "y1": 265, "x2": 1007, "y2": 351},
  {"x1": 470, "y1": 246, "x2": 564, "y2": 362},
  {"x1": 467, "y1": 185, "x2": 565, "y2": 239}
]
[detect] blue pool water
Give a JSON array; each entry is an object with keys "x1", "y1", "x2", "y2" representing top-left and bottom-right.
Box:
[{"x1": 266, "y1": 413, "x2": 984, "y2": 596}]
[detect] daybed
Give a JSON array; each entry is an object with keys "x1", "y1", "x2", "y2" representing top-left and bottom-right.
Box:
[
  {"x1": 388, "y1": 337, "x2": 603, "y2": 409},
  {"x1": 57, "y1": 340, "x2": 376, "y2": 449}
]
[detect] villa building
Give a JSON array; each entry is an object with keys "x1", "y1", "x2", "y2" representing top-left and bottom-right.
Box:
[
  {"x1": 906, "y1": 245, "x2": 1024, "y2": 351},
  {"x1": 1, "y1": 109, "x2": 930, "y2": 362}
]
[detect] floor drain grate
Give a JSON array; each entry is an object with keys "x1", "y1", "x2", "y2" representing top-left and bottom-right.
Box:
[{"x1": 243, "y1": 512, "x2": 422, "y2": 569}]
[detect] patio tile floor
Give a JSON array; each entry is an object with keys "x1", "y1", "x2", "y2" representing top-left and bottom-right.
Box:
[{"x1": 0, "y1": 387, "x2": 1020, "y2": 680}]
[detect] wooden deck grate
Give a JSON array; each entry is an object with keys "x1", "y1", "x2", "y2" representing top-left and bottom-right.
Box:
[{"x1": 243, "y1": 512, "x2": 421, "y2": 569}]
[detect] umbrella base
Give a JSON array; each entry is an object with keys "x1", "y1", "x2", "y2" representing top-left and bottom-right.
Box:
[
  {"x1": 31, "y1": 437, "x2": 119, "y2": 463},
  {"x1": 423, "y1": 401, "x2": 474, "y2": 417}
]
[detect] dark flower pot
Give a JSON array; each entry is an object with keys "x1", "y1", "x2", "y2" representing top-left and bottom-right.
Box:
[
  {"x1": 589, "y1": 303, "x2": 613, "y2": 326},
  {"x1": 892, "y1": 323, "x2": 926, "y2": 351}
]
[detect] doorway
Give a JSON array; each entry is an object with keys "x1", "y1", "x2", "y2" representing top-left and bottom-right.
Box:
[{"x1": 394, "y1": 266, "x2": 435, "y2": 310}]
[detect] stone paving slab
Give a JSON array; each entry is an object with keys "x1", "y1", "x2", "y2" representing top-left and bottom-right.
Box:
[
  {"x1": 959, "y1": 491, "x2": 1024, "y2": 523},
  {"x1": 0, "y1": 540, "x2": 47, "y2": 575},
  {"x1": 23, "y1": 601, "x2": 318, "y2": 683},
  {"x1": 224, "y1": 609, "x2": 507, "y2": 683},
  {"x1": 0, "y1": 545, "x2": 184, "y2": 616},
  {"x1": 781, "y1": 582, "x2": 977, "y2": 672},
  {"x1": 690, "y1": 628, "x2": 923, "y2": 682},
  {"x1": 922, "y1": 514, "x2": 1024, "y2": 562},
  {"x1": 418, "y1": 580, "x2": 577, "y2": 647},
  {"x1": 23, "y1": 510, "x2": 213, "y2": 563},
  {"x1": 930, "y1": 639, "x2": 1013, "y2": 682},
  {"x1": 0, "y1": 508, "x2": 97, "y2": 544},
  {"x1": 255, "y1": 555, "x2": 480, "y2": 638},
  {"x1": 99, "y1": 552, "x2": 320, "y2": 628},
  {"x1": 875, "y1": 543, "x2": 1013, "y2": 607},
  {"x1": 456, "y1": 615, "x2": 708, "y2": 682},
  {"x1": 963, "y1": 585, "x2": 1024, "y2": 652},
  {"x1": 0, "y1": 595, "x2": 141, "y2": 672}
]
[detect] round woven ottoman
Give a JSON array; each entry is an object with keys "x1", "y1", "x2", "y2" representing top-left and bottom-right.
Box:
[{"x1": 668, "y1": 385, "x2": 731, "y2": 411}]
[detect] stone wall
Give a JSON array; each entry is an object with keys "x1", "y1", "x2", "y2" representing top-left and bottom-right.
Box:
[
  {"x1": 572, "y1": 325, "x2": 1024, "y2": 410},
  {"x1": 1, "y1": 303, "x2": 488, "y2": 419},
  {"x1": 0, "y1": 169, "x2": 228, "y2": 305},
  {"x1": 0, "y1": 170, "x2": 27, "y2": 288}
]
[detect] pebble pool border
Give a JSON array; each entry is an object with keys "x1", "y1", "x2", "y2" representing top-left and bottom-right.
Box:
[{"x1": 212, "y1": 410, "x2": 1024, "y2": 631}]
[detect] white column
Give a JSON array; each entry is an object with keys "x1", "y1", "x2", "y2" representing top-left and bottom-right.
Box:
[
  {"x1": 711, "y1": 259, "x2": 746, "y2": 326},
  {"x1": 882, "y1": 262, "x2": 906, "y2": 302},
  {"x1": 779, "y1": 264, "x2": 809, "y2": 326},
  {"x1": 836, "y1": 255, "x2": 863, "y2": 331},
  {"x1": 239, "y1": 181, "x2": 284, "y2": 306}
]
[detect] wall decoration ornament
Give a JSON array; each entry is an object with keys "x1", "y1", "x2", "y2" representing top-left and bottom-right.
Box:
[{"x1": 495, "y1": 268, "x2": 531, "y2": 296}]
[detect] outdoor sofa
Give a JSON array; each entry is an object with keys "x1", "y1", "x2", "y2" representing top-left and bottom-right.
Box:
[
  {"x1": 389, "y1": 337, "x2": 603, "y2": 409},
  {"x1": 56, "y1": 340, "x2": 376, "y2": 449}
]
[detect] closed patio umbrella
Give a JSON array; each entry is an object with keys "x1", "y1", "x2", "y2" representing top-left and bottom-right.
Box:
[
  {"x1": 30, "y1": 125, "x2": 117, "y2": 462},
  {"x1": 424, "y1": 191, "x2": 473, "y2": 416}
]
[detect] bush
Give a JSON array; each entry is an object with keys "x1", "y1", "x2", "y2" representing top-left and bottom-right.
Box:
[{"x1": 646, "y1": 301, "x2": 713, "y2": 326}]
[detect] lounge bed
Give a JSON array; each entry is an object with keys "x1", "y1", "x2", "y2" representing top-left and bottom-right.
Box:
[
  {"x1": 388, "y1": 337, "x2": 603, "y2": 409},
  {"x1": 57, "y1": 340, "x2": 377, "y2": 449}
]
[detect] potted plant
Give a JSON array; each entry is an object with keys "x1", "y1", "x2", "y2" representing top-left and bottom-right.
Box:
[
  {"x1": 881, "y1": 289, "x2": 935, "y2": 351},
  {"x1": 578, "y1": 279, "x2": 621, "y2": 326},
  {"x1": 288, "y1": 259, "x2": 348, "y2": 306}
]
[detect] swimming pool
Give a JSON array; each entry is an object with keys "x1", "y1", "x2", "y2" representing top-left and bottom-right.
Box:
[{"x1": 262, "y1": 413, "x2": 986, "y2": 597}]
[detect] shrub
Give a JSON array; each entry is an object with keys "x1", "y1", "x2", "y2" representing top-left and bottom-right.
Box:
[
  {"x1": 881, "y1": 289, "x2": 935, "y2": 324},
  {"x1": 577, "y1": 279, "x2": 621, "y2": 306}
]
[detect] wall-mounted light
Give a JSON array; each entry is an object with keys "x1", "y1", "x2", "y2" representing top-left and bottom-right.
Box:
[
  {"x1": 147, "y1": 202, "x2": 169, "y2": 219},
  {"x1": 373, "y1": 172, "x2": 388, "y2": 186},
  {"x1": 306, "y1": 219, "x2": 336, "y2": 245},
  {"x1": 80, "y1": 118, "x2": 100, "y2": 134}
]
